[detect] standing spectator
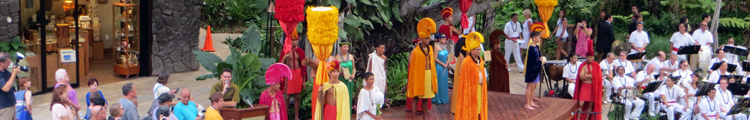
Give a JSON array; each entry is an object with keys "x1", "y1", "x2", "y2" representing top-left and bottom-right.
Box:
[
  {"x1": 205, "y1": 92, "x2": 225, "y2": 120},
  {"x1": 153, "y1": 71, "x2": 177, "y2": 99},
  {"x1": 156, "y1": 106, "x2": 172, "y2": 120},
  {"x1": 0, "y1": 52, "x2": 20, "y2": 118},
  {"x1": 119, "y1": 83, "x2": 140, "y2": 120},
  {"x1": 88, "y1": 97, "x2": 107, "y2": 120},
  {"x1": 55, "y1": 69, "x2": 80, "y2": 110},
  {"x1": 631, "y1": 6, "x2": 639, "y2": 22},
  {"x1": 680, "y1": 16, "x2": 691, "y2": 32},
  {"x1": 629, "y1": 13, "x2": 643, "y2": 35},
  {"x1": 108, "y1": 103, "x2": 124, "y2": 120},
  {"x1": 521, "y1": 9, "x2": 534, "y2": 49},
  {"x1": 629, "y1": 22, "x2": 649, "y2": 54},
  {"x1": 51, "y1": 85, "x2": 74, "y2": 120},
  {"x1": 85, "y1": 92, "x2": 105, "y2": 119},
  {"x1": 210, "y1": 68, "x2": 239, "y2": 108},
  {"x1": 504, "y1": 13, "x2": 524, "y2": 72},
  {"x1": 173, "y1": 89, "x2": 199, "y2": 120},
  {"x1": 596, "y1": 14, "x2": 615, "y2": 61},
  {"x1": 151, "y1": 93, "x2": 178, "y2": 120},
  {"x1": 87, "y1": 78, "x2": 108, "y2": 107},
  {"x1": 702, "y1": 13, "x2": 712, "y2": 27},
  {"x1": 14, "y1": 77, "x2": 32, "y2": 120},
  {"x1": 574, "y1": 19, "x2": 593, "y2": 56},
  {"x1": 551, "y1": 9, "x2": 569, "y2": 60}
]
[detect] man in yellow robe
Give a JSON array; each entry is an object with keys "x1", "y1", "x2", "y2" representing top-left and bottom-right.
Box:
[
  {"x1": 407, "y1": 18, "x2": 439, "y2": 120},
  {"x1": 455, "y1": 32, "x2": 489, "y2": 120},
  {"x1": 313, "y1": 61, "x2": 351, "y2": 120}
]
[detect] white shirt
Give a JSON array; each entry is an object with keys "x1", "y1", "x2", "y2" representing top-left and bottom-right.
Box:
[
  {"x1": 463, "y1": 16, "x2": 476, "y2": 35},
  {"x1": 613, "y1": 75, "x2": 636, "y2": 95},
  {"x1": 699, "y1": 97, "x2": 721, "y2": 119},
  {"x1": 629, "y1": 30, "x2": 650, "y2": 53},
  {"x1": 707, "y1": 70, "x2": 729, "y2": 83},
  {"x1": 600, "y1": 60, "x2": 615, "y2": 76},
  {"x1": 612, "y1": 59, "x2": 635, "y2": 75},
  {"x1": 555, "y1": 18, "x2": 569, "y2": 38},
  {"x1": 715, "y1": 88, "x2": 735, "y2": 112},
  {"x1": 682, "y1": 82, "x2": 698, "y2": 108},
  {"x1": 669, "y1": 32, "x2": 696, "y2": 52},
  {"x1": 663, "y1": 60, "x2": 679, "y2": 70},
  {"x1": 636, "y1": 71, "x2": 657, "y2": 87},
  {"x1": 563, "y1": 62, "x2": 582, "y2": 80},
  {"x1": 693, "y1": 29, "x2": 714, "y2": 46},
  {"x1": 674, "y1": 69, "x2": 694, "y2": 87},
  {"x1": 658, "y1": 85, "x2": 685, "y2": 104},
  {"x1": 357, "y1": 87, "x2": 383, "y2": 120},
  {"x1": 648, "y1": 58, "x2": 663, "y2": 70},
  {"x1": 522, "y1": 19, "x2": 533, "y2": 42},
  {"x1": 504, "y1": 21, "x2": 522, "y2": 39}
]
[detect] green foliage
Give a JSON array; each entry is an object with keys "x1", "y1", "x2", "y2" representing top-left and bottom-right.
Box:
[
  {"x1": 385, "y1": 52, "x2": 409, "y2": 106},
  {"x1": 318, "y1": 0, "x2": 402, "y2": 42},
  {"x1": 718, "y1": 17, "x2": 750, "y2": 29},
  {"x1": 0, "y1": 37, "x2": 27, "y2": 61},
  {"x1": 201, "y1": 0, "x2": 267, "y2": 29},
  {"x1": 644, "y1": 35, "x2": 670, "y2": 58}
]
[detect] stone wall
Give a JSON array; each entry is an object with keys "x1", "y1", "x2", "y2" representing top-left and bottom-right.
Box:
[
  {"x1": 151, "y1": 0, "x2": 201, "y2": 75},
  {"x1": 0, "y1": 0, "x2": 20, "y2": 42}
]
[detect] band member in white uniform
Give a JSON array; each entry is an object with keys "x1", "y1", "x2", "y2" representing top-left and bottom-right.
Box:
[
  {"x1": 564, "y1": 54, "x2": 582, "y2": 98},
  {"x1": 651, "y1": 51, "x2": 677, "y2": 72},
  {"x1": 716, "y1": 79, "x2": 743, "y2": 120},
  {"x1": 636, "y1": 64, "x2": 662, "y2": 116},
  {"x1": 708, "y1": 61, "x2": 730, "y2": 83},
  {"x1": 693, "y1": 22, "x2": 714, "y2": 70},
  {"x1": 660, "y1": 76, "x2": 686, "y2": 120},
  {"x1": 601, "y1": 53, "x2": 617, "y2": 103},
  {"x1": 698, "y1": 88, "x2": 720, "y2": 120},
  {"x1": 629, "y1": 22, "x2": 650, "y2": 54},
  {"x1": 721, "y1": 38, "x2": 744, "y2": 74},
  {"x1": 504, "y1": 13, "x2": 524, "y2": 72},
  {"x1": 674, "y1": 62, "x2": 699, "y2": 120},
  {"x1": 670, "y1": 23, "x2": 698, "y2": 60},
  {"x1": 663, "y1": 53, "x2": 680, "y2": 71},
  {"x1": 613, "y1": 66, "x2": 645, "y2": 119},
  {"x1": 675, "y1": 60, "x2": 694, "y2": 88},
  {"x1": 709, "y1": 49, "x2": 729, "y2": 74},
  {"x1": 612, "y1": 51, "x2": 636, "y2": 76}
]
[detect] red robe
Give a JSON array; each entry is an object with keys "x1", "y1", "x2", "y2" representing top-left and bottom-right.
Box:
[
  {"x1": 439, "y1": 24, "x2": 460, "y2": 43},
  {"x1": 572, "y1": 61, "x2": 603, "y2": 120},
  {"x1": 259, "y1": 89, "x2": 288, "y2": 120}
]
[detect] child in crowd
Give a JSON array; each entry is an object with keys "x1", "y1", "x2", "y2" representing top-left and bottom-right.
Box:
[
  {"x1": 15, "y1": 77, "x2": 32, "y2": 120},
  {"x1": 357, "y1": 72, "x2": 384, "y2": 120}
]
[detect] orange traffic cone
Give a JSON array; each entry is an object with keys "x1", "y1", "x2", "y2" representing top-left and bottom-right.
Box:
[{"x1": 202, "y1": 26, "x2": 216, "y2": 52}]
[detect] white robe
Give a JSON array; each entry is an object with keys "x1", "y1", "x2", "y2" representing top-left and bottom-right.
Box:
[
  {"x1": 357, "y1": 87, "x2": 383, "y2": 120},
  {"x1": 367, "y1": 52, "x2": 387, "y2": 94}
]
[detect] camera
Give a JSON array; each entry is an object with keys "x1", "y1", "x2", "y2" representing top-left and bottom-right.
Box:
[{"x1": 15, "y1": 52, "x2": 28, "y2": 72}]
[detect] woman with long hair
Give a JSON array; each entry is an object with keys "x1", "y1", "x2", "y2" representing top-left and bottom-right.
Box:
[
  {"x1": 51, "y1": 85, "x2": 74, "y2": 120},
  {"x1": 574, "y1": 19, "x2": 593, "y2": 56},
  {"x1": 432, "y1": 33, "x2": 451, "y2": 104},
  {"x1": 551, "y1": 9, "x2": 569, "y2": 60},
  {"x1": 14, "y1": 78, "x2": 32, "y2": 120}
]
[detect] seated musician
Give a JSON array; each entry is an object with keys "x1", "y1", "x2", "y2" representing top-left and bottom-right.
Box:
[
  {"x1": 677, "y1": 73, "x2": 700, "y2": 119},
  {"x1": 635, "y1": 64, "x2": 662, "y2": 117},
  {"x1": 659, "y1": 74, "x2": 686, "y2": 120},
  {"x1": 669, "y1": 23, "x2": 698, "y2": 60},
  {"x1": 612, "y1": 51, "x2": 636, "y2": 77},
  {"x1": 650, "y1": 51, "x2": 677, "y2": 73},
  {"x1": 707, "y1": 61, "x2": 729, "y2": 83},
  {"x1": 674, "y1": 60, "x2": 694, "y2": 88},
  {"x1": 662, "y1": 53, "x2": 680, "y2": 71},
  {"x1": 563, "y1": 54, "x2": 582, "y2": 97},
  {"x1": 698, "y1": 88, "x2": 720, "y2": 120},
  {"x1": 708, "y1": 49, "x2": 728, "y2": 74},
  {"x1": 721, "y1": 38, "x2": 744, "y2": 74},
  {"x1": 716, "y1": 78, "x2": 744, "y2": 120},
  {"x1": 613, "y1": 66, "x2": 645, "y2": 119},
  {"x1": 601, "y1": 53, "x2": 617, "y2": 103}
]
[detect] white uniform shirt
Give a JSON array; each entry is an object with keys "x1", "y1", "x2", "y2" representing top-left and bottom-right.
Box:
[
  {"x1": 669, "y1": 32, "x2": 696, "y2": 53},
  {"x1": 683, "y1": 83, "x2": 698, "y2": 108},
  {"x1": 563, "y1": 62, "x2": 582, "y2": 80},
  {"x1": 693, "y1": 29, "x2": 714, "y2": 50},
  {"x1": 663, "y1": 60, "x2": 679, "y2": 70},
  {"x1": 699, "y1": 97, "x2": 721, "y2": 119},
  {"x1": 648, "y1": 58, "x2": 663, "y2": 70},
  {"x1": 707, "y1": 70, "x2": 729, "y2": 83},
  {"x1": 658, "y1": 85, "x2": 685, "y2": 104},
  {"x1": 715, "y1": 88, "x2": 734, "y2": 112},
  {"x1": 600, "y1": 60, "x2": 615, "y2": 77},
  {"x1": 613, "y1": 75, "x2": 636, "y2": 95},
  {"x1": 629, "y1": 30, "x2": 650, "y2": 53},
  {"x1": 708, "y1": 58, "x2": 729, "y2": 70},
  {"x1": 636, "y1": 71, "x2": 657, "y2": 87},
  {"x1": 504, "y1": 21, "x2": 522, "y2": 39},
  {"x1": 612, "y1": 59, "x2": 635, "y2": 75},
  {"x1": 674, "y1": 69, "x2": 694, "y2": 87}
]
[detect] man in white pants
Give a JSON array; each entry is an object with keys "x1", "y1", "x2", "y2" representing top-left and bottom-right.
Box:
[
  {"x1": 659, "y1": 76, "x2": 686, "y2": 120},
  {"x1": 693, "y1": 22, "x2": 714, "y2": 70},
  {"x1": 600, "y1": 53, "x2": 617, "y2": 103},
  {"x1": 716, "y1": 79, "x2": 744, "y2": 120},
  {"x1": 636, "y1": 64, "x2": 661, "y2": 116},
  {"x1": 504, "y1": 13, "x2": 524, "y2": 72},
  {"x1": 613, "y1": 66, "x2": 645, "y2": 119}
]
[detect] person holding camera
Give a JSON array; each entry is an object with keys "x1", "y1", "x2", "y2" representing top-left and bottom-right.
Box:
[
  {"x1": 0, "y1": 52, "x2": 20, "y2": 118},
  {"x1": 156, "y1": 106, "x2": 173, "y2": 120},
  {"x1": 574, "y1": 19, "x2": 593, "y2": 57}
]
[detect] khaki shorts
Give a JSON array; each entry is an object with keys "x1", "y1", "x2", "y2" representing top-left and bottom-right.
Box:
[{"x1": 0, "y1": 106, "x2": 15, "y2": 120}]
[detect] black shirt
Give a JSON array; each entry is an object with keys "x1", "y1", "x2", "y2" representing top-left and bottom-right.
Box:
[{"x1": 0, "y1": 70, "x2": 15, "y2": 108}]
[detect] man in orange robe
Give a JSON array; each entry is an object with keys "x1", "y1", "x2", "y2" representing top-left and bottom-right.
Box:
[
  {"x1": 454, "y1": 32, "x2": 488, "y2": 120},
  {"x1": 572, "y1": 51, "x2": 603, "y2": 120},
  {"x1": 407, "y1": 18, "x2": 439, "y2": 120}
]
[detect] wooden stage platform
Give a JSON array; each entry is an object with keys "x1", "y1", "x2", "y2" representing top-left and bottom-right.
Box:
[{"x1": 379, "y1": 92, "x2": 577, "y2": 120}]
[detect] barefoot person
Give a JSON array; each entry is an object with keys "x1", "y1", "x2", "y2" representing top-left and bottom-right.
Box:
[
  {"x1": 313, "y1": 61, "x2": 351, "y2": 120},
  {"x1": 278, "y1": 30, "x2": 308, "y2": 120},
  {"x1": 408, "y1": 18, "x2": 439, "y2": 120},
  {"x1": 455, "y1": 32, "x2": 488, "y2": 120},
  {"x1": 524, "y1": 32, "x2": 544, "y2": 110},
  {"x1": 572, "y1": 51, "x2": 604, "y2": 120}
]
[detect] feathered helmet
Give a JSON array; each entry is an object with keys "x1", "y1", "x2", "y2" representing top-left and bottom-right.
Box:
[
  {"x1": 265, "y1": 63, "x2": 292, "y2": 85},
  {"x1": 441, "y1": 7, "x2": 453, "y2": 19},
  {"x1": 290, "y1": 28, "x2": 299, "y2": 40},
  {"x1": 417, "y1": 18, "x2": 437, "y2": 39},
  {"x1": 327, "y1": 61, "x2": 341, "y2": 73},
  {"x1": 462, "y1": 32, "x2": 485, "y2": 52}
]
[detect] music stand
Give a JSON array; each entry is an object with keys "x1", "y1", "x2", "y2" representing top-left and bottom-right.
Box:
[
  {"x1": 724, "y1": 46, "x2": 749, "y2": 57},
  {"x1": 711, "y1": 63, "x2": 735, "y2": 71},
  {"x1": 696, "y1": 83, "x2": 717, "y2": 96},
  {"x1": 742, "y1": 61, "x2": 750, "y2": 72},
  {"x1": 728, "y1": 83, "x2": 750, "y2": 95},
  {"x1": 678, "y1": 45, "x2": 702, "y2": 54},
  {"x1": 726, "y1": 98, "x2": 750, "y2": 116},
  {"x1": 627, "y1": 52, "x2": 647, "y2": 61},
  {"x1": 641, "y1": 81, "x2": 663, "y2": 94}
]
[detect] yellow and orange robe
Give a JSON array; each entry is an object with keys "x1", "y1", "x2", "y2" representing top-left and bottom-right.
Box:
[
  {"x1": 312, "y1": 82, "x2": 350, "y2": 120},
  {"x1": 454, "y1": 56, "x2": 488, "y2": 120},
  {"x1": 407, "y1": 45, "x2": 438, "y2": 99}
]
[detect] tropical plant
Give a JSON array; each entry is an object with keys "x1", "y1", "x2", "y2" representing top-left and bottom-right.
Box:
[
  {"x1": 193, "y1": 25, "x2": 277, "y2": 107},
  {"x1": 0, "y1": 37, "x2": 27, "y2": 61},
  {"x1": 385, "y1": 52, "x2": 410, "y2": 106},
  {"x1": 201, "y1": 0, "x2": 269, "y2": 32}
]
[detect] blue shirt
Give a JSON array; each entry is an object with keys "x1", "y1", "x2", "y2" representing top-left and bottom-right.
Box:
[
  {"x1": 173, "y1": 101, "x2": 198, "y2": 120},
  {"x1": 86, "y1": 90, "x2": 108, "y2": 107},
  {"x1": 0, "y1": 70, "x2": 15, "y2": 109}
]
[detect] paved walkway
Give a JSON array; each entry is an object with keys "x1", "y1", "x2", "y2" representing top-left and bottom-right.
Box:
[{"x1": 30, "y1": 29, "x2": 611, "y2": 120}]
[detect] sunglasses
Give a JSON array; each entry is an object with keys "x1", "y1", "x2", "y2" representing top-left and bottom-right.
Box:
[{"x1": 701, "y1": 24, "x2": 708, "y2": 26}]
